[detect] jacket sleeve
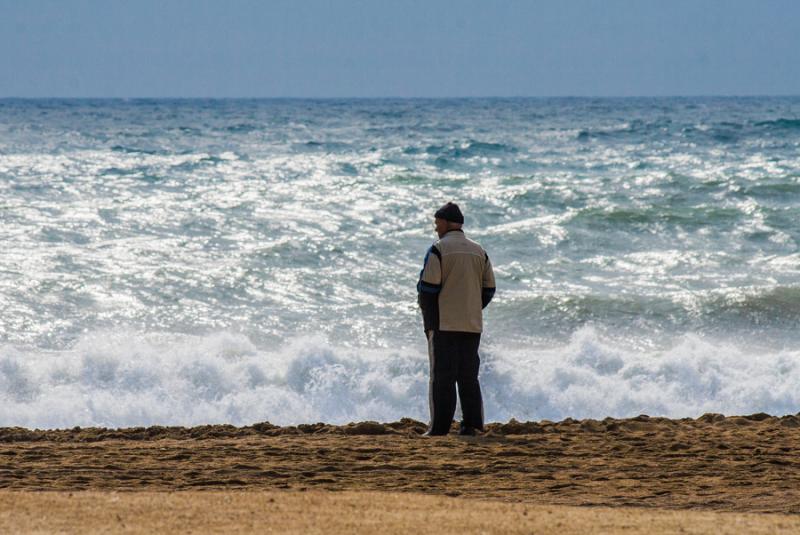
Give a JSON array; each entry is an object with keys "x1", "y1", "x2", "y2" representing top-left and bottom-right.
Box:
[
  {"x1": 417, "y1": 245, "x2": 442, "y2": 331},
  {"x1": 481, "y1": 253, "x2": 496, "y2": 309}
]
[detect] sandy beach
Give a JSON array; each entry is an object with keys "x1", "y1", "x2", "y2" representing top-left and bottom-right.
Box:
[
  {"x1": 1, "y1": 414, "x2": 799, "y2": 532},
  {"x1": 4, "y1": 490, "x2": 800, "y2": 534}
]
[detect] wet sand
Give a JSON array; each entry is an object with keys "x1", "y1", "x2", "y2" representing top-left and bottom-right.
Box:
[{"x1": 1, "y1": 414, "x2": 799, "y2": 532}]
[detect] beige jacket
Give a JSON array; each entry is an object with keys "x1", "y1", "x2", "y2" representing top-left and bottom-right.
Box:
[{"x1": 418, "y1": 230, "x2": 495, "y2": 333}]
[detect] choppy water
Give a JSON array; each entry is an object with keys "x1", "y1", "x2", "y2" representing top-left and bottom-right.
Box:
[{"x1": 2, "y1": 98, "x2": 800, "y2": 428}]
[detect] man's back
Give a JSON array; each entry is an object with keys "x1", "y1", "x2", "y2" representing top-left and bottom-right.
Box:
[
  {"x1": 418, "y1": 228, "x2": 495, "y2": 334},
  {"x1": 435, "y1": 230, "x2": 493, "y2": 333}
]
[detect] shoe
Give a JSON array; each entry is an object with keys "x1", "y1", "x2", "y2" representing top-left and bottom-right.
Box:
[
  {"x1": 458, "y1": 426, "x2": 479, "y2": 436},
  {"x1": 422, "y1": 430, "x2": 448, "y2": 437}
]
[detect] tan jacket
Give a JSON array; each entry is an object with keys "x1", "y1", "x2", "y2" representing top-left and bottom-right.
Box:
[{"x1": 417, "y1": 230, "x2": 496, "y2": 333}]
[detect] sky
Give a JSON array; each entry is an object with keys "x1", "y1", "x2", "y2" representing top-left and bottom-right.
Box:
[{"x1": 1, "y1": 0, "x2": 799, "y2": 98}]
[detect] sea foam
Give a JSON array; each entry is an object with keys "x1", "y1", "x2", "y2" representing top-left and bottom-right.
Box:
[{"x1": 2, "y1": 328, "x2": 798, "y2": 429}]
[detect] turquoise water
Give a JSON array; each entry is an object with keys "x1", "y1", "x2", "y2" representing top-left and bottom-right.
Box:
[{"x1": 2, "y1": 98, "x2": 800, "y2": 428}]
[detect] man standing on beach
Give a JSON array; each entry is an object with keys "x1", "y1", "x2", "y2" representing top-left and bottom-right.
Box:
[{"x1": 417, "y1": 202, "x2": 496, "y2": 436}]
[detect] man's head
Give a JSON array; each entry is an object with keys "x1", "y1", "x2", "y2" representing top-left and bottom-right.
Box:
[{"x1": 434, "y1": 202, "x2": 464, "y2": 238}]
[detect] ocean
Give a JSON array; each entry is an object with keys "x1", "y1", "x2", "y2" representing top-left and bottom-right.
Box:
[{"x1": 1, "y1": 97, "x2": 800, "y2": 429}]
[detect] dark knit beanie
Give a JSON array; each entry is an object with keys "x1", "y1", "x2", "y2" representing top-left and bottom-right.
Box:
[{"x1": 434, "y1": 202, "x2": 464, "y2": 224}]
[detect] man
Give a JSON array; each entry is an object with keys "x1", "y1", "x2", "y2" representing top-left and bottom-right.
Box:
[{"x1": 417, "y1": 202, "x2": 496, "y2": 436}]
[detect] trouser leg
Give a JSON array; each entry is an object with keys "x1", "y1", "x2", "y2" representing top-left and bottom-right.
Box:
[
  {"x1": 427, "y1": 330, "x2": 458, "y2": 435},
  {"x1": 456, "y1": 333, "x2": 483, "y2": 431}
]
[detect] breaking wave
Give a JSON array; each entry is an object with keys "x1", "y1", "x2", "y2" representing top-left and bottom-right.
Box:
[{"x1": 1, "y1": 328, "x2": 798, "y2": 429}]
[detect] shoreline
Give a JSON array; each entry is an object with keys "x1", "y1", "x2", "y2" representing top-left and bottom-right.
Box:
[{"x1": 2, "y1": 411, "x2": 798, "y2": 441}]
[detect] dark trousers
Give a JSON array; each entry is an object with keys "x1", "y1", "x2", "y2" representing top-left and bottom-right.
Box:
[{"x1": 426, "y1": 330, "x2": 484, "y2": 435}]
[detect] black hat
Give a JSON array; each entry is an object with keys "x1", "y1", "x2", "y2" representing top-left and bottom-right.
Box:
[{"x1": 434, "y1": 202, "x2": 464, "y2": 224}]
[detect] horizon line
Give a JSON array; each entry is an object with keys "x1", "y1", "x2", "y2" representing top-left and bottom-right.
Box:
[{"x1": 2, "y1": 94, "x2": 800, "y2": 101}]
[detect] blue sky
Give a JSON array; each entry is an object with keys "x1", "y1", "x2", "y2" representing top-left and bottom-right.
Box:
[{"x1": 1, "y1": 0, "x2": 799, "y2": 97}]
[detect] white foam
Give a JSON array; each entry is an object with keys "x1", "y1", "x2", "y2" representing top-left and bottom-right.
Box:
[
  {"x1": 1, "y1": 327, "x2": 798, "y2": 429},
  {"x1": 483, "y1": 327, "x2": 800, "y2": 421}
]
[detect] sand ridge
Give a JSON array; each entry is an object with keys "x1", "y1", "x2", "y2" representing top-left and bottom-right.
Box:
[{"x1": 1, "y1": 413, "x2": 799, "y2": 513}]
